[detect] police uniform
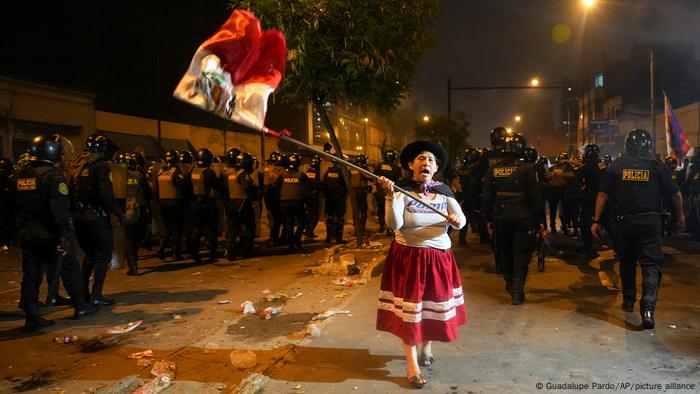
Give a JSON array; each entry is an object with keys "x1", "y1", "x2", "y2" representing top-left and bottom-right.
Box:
[
  {"x1": 576, "y1": 158, "x2": 606, "y2": 252},
  {"x1": 304, "y1": 164, "x2": 321, "y2": 237},
  {"x1": 262, "y1": 163, "x2": 284, "y2": 244},
  {"x1": 224, "y1": 166, "x2": 256, "y2": 259},
  {"x1": 323, "y1": 164, "x2": 348, "y2": 243},
  {"x1": 683, "y1": 162, "x2": 700, "y2": 239},
  {"x1": 276, "y1": 168, "x2": 309, "y2": 250},
  {"x1": 349, "y1": 165, "x2": 371, "y2": 237},
  {"x1": 156, "y1": 165, "x2": 186, "y2": 260},
  {"x1": 457, "y1": 161, "x2": 483, "y2": 244},
  {"x1": 0, "y1": 160, "x2": 14, "y2": 247},
  {"x1": 598, "y1": 155, "x2": 679, "y2": 326},
  {"x1": 547, "y1": 161, "x2": 574, "y2": 232},
  {"x1": 123, "y1": 167, "x2": 151, "y2": 274},
  {"x1": 373, "y1": 161, "x2": 402, "y2": 233},
  {"x1": 16, "y1": 151, "x2": 96, "y2": 330},
  {"x1": 187, "y1": 165, "x2": 221, "y2": 260},
  {"x1": 70, "y1": 152, "x2": 124, "y2": 305},
  {"x1": 482, "y1": 155, "x2": 545, "y2": 304}
]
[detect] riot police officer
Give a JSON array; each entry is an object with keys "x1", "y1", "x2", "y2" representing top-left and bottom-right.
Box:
[
  {"x1": 457, "y1": 148, "x2": 481, "y2": 244},
  {"x1": 16, "y1": 135, "x2": 97, "y2": 331},
  {"x1": 547, "y1": 152, "x2": 575, "y2": 233},
  {"x1": 187, "y1": 148, "x2": 221, "y2": 262},
  {"x1": 262, "y1": 151, "x2": 284, "y2": 245},
  {"x1": 69, "y1": 133, "x2": 124, "y2": 306},
  {"x1": 323, "y1": 161, "x2": 348, "y2": 243},
  {"x1": 663, "y1": 156, "x2": 681, "y2": 235},
  {"x1": 482, "y1": 133, "x2": 545, "y2": 305},
  {"x1": 121, "y1": 153, "x2": 151, "y2": 275},
  {"x1": 304, "y1": 155, "x2": 322, "y2": 238},
  {"x1": 373, "y1": 150, "x2": 402, "y2": 234},
  {"x1": 683, "y1": 150, "x2": 700, "y2": 240},
  {"x1": 576, "y1": 144, "x2": 606, "y2": 255},
  {"x1": 350, "y1": 154, "x2": 371, "y2": 240},
  {"x1": 224, "y1": 149, "x2": 257, "y2": 259},
  {"x1": 592, "y1": 129, "x2": 684, "y2": 329},
  {"x1": 156, "y1": 150, "x2": 186, "y2": 261},
  {"x1": 276, "y1": 153, "x2": 308, "y2": 251}
]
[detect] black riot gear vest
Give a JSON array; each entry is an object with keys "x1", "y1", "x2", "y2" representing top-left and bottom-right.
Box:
[
  {"x1": 280, "y1": 170, "x2": 304, "y2": 201},
  {"x1": 157, "y1": 167, "x2": 182, "y2": 200},
  {"x1": 70, "y1": 153, "x2": 107, "y2": 209},
  {"x1": 374, "y1": 162, "x2": 401, "y2": 180},
  {"x1": 191, "y1": 167, "x2": 213, "y2": 197},
  {"x1": 350, "y1": 168, "x2": 368, "y2": 189},
  {"x1": 226, "y1": 168, "x2": 247, "y2": 200},
  {"x1": 491, "y1": 157, "x2": 530, "y2": 209}
]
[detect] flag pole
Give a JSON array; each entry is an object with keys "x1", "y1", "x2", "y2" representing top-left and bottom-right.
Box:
[{"x1": 262, "y1": 128, "x2": 450, "y2": 219}]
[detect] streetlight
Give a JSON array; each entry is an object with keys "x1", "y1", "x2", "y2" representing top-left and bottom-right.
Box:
[
  {"x1": 423, "y1": 115, "x2": 430, "y2": 123},
  {"x1": 530, "y1": 78, "x2": 540, "y2": 87},
  {"x1": 514, "y1": 115, "x2": 522, "y2": 123},
  {"x1": 582, "y1": 0, "x2": 596, "y2": 8}
]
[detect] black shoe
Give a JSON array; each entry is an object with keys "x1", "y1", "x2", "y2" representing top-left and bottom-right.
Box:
[
  {"x1": 45, "y1": 295, "x2": 71, "y2": 307},
  {"x1": 24, "y1": 318, "x2": 55, "y2": 332},
  {"x1": 191, "y1": 253, "x2": 202, "y2": 263},
  {"x1": 622, "y1": 298, "x2": 635, "y2": 312},
  {"x1": 91, "y1": 296, "x2": 115, "y2": 306},
  {"x1": 511, "y1": 293, "x2": 525, "y2": 305},
  {"x1": 325, "y1": 236, "x2": 332, "y2": 243},
  {"x1": 156, "y1": 250, "x2": 166, "y2": 260},
  {"x1": 641, "y1": 310, "x2": 655, "y2": 329},
  {"x1": 173, "y1": 253, "x2": 183, "y2": 261},
  {"x1": 74, "y1": 304, "x2": 99, "y2": 319},
  {"x1": 126, "y1": 268, "x2": 139, "y2": 276}
]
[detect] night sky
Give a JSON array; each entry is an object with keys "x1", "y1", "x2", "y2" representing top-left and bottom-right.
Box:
[{"x1": 2, "y1": 1, "x2": 700, "y2": 148}]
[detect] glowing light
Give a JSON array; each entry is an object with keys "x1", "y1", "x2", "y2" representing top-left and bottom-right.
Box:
[
  {"x1": 530, "y1": 78, "x2": 540, "y2": 87},
  {"x1": 363, "y1": 118, "x2": 369, "y2": 123},
  {"x1": 583, "y1": 0, "x2": 596, "y2": 8},
  {"x1": 514, "y1": 115, "x2": 522, "y2": 122},
  {"x1": 423, "y1": 115, "x2": 430, "y2": 122},
  {"x1": 506, "y1": 128, "x2": 513, "y2": 133},
  {"x1": 552, "y1": 24, "x2": 571, "y2": 44}
]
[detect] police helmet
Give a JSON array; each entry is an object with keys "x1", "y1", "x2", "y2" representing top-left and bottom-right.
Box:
[
  {"x1": 288, "y1": 153, "x2": 302, "y2": 170},
  {"x1": 692, "y1": 149, "x2": 700, "y2": 163},
  {"x1": 85, "y1": 133, "x2": 110, "y2": 154},
  {"x1": 310, "y1": 155, "x2": 321, "y2": 169},
  {"x1": 664, "y1": 156, "x2": 678, "y2": 171},
  {"x1": 132, "y1": 151, "x2": 146, "y2": 170},
  {"x1": 179, "y1": 150, "x2": 194, "y2": 164},
  {"x1": 124, "y1": 153, "x2": 139, "y2": 171},
  {"x1": 275, "y1": 153, "x2": 290, "y2": 168},
  {"x1": 462, "y1": 148, "x2": 480, "y2": 165},
  {"x1": 226, "y1": 147, "x2": 242, "y2": 166},
  {"x1": 523, "y1": 146, "x2": 538, "y2": 163},
  {"x1": 490, "y1": 127, "x2": 509, "y2": 151},
  {"x1": 267, "y1": 151, "x2": 281, "y2": 164},
  {"x1": 583, "y1": 144, "x2": 600, "y2": 160},
  {"x1": 236, "y1": 152, "x2": 255, "y2": 173},
  {"x1": 28, "y1": 134, "x2": 65, "y2": 164},
  {"x1": 537, "y1": 156, "x2": 550, "y2": 167},
  {"x1": 0, "y1": 158, "x2": 13, "y2": 172},
  {"x1": 164, "y1": 150, "x2": 180, "y2": 165},
  {"x1": 195, "y1": 148, "x2": 213, "y2": 167},
  {"x1": 323, "y1": 142, "x2": 333, "y2": 153},
  {"x1": 624, "y1": 129, "x2": 652, "y2": 158},
  {"x1": 354, "y1": 154, "x2": 368, "y2": 166},
  {"x1": 383, "y1": 150, "x2": 397, "y2": 164},
  {"x1": 603, "y1": 154, "x2": 613, "y2": 166},
  {"x1": 113, "y1": 151, "x2": 128, "y2": 164},
  {"x1": 502, "y1": 133, "x2": 526, "y2": 157}
]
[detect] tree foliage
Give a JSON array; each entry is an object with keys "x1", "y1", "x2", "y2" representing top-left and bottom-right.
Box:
[
  {"x1": 414, "y1": 113, "x2": 472, "y2": 167},
  {"x1": 233, "y1": 0, "x2": 439, "y2": 113}
]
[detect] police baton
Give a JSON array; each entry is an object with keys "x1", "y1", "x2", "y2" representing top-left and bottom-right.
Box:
[{"x1": 263, "y1": 128, "x2": 450, "y2": 219}]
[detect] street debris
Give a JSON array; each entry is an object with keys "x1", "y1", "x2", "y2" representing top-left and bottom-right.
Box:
[
  {"x1": 669, "y1": 325, "x2": 677, "y2": 329},
  {"x1": 217, "y1": 300, "x2": 232, "y2": 304},
  {"x1": 106, "y1": 320, "x2": 144, "y2": 334},
  {"x1": 332, "y1": 277, "x2": 367, "y2": 287},
  {"x1": 339, "y1": 254, "x2": 356, "y2": 266},
  {"x1": 362, "y1": 239, "x2": 383, "y2": 249},
  {"x1": 265, "y1": 293, "x2": 288, "y2": 302},
  {"x1": 203, "y1": 342, "x2": 219, "y2": 354},
  {"x1": 192, "y1": 271, "x2": 202, "y2": 276},
  {"x1": 294, "y1": 384, "x2": 301, "y2": 389},
  {"x1": 234, "y1": 373, "x2": 269, "y2": 394},
  {"x1": 240, "y1": 301, "x2": 256, "y2": 314},
  {"x1": 346, "y1": 264, "x2": 361, "y2": 276},
  {"x1": 290, "y1": 292, "x2": 304, "y2": 299},
  {"x1": 260, "y1": 305, "x2": 284, "y2": 319},
  {"x1": 127, "y1": 350, "x2": 154, "y2": 359},
  {"x1": 136, "y1": 358, "x2": 153, "y2": 367},
  {"x1": 312, "y1": 310, "x2": 351, "y2": 321},
  {"x1": 151, "y1": 360, "x2": 176, "y2": 378},
  {"x1": 133, "y1": 375, "x2": 171, "y2": 394},
  {"x1": 261, "y1": 289, "x2": 271, "y2": 294},
  {"x1": 305, "y1": 324, "x2": 322, "y2": 338},
  {"x1": 229, "y1": 349, "x2": 258, "y2": 369},
  {"x1": 334, "y1": 292, "x2": 348, "y2": 298},
  {"x1": 53, "y1": 336, "x2": 78, "y2": 344},
  {"x1": 172, "y1": 314, "x2": 182, "y2": 320}
]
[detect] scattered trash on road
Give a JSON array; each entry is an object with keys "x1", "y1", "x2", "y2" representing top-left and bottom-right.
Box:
[
  {"x1": 362, "y1": 239, "x2": 383, "y2": 249},
  {"x1": 669, "y1": 325, "x2": 677, "y2": 329},
  {"x1": 261, "y1": 289, "x2": 271, "y2": 294},
  {"x1": 312, "y1": 310, "x2": 351, "y2": 321},
  {"x1": 260, "y1": 306, "x2": 284, "y2": 320},
  {"x1": 172, "y1": 314, "x2": 182, "y2": 320},
  {"x1": 346, "y1": 264, "x2": 361, "y2": 276},
  {"x1": 133, "y1": 375, "x2": 171, "y2": 394},
  {"x1": 191, "y1": 272, "x2": 202, "y2": 276},
  {"x1": 240, "y1": 301, "x2": 256, "y2": 314},
  {"x1": 217, "y1": 300, "x2": 232, "y2": 304},
  {"x1": 290, "y1": 292, "x2": 304, "y2": 299},
  {"x1": 203, "y1": 342, "x2": 219, "y2": 354},
  {"x1": 265, "y1": 293, "x2": 288, "y2": 302},
  {"x1": 332, "y1": 277, "x2": 367, "y2": 287},
  {"x1": 229, "y1": 349, "x2": 258, "y2": 369},
  {"x1": 136, "y1": 358, "x2": 153, "y2": 367},
  {"x1": 339, "y1": 254, "x2": 356, "y2": 266},
  {"x1": 334, "y1": 293, "x2": 347, "y2": 298},
  {"x1": 106, "y1": 320, "x2": 144, "y2": 334},
  {"x1": 53, "y1": 336, "x2": 78, "y2": 344},
  {"x1": 150, "y1": 360, "x2": 176, "y2": 378},
  {"x1": 127, "y1": 350, "x2": 154, "y2": 359}
]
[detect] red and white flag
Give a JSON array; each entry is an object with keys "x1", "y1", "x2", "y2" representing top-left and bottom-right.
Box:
[{"x1": 174, "y1": 10, "x2": 286, "y2": 130}]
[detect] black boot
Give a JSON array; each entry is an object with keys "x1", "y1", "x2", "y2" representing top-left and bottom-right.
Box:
[
  {"x1": 91, "y1": 264, "x2": 115, "y2": 305},
  {"x1": 23, "y1": 303, "x2": 54, "y2": 332},
  {"x1": 74, "y1": 303, "x2": 99, "y2": 319},
  {"x1": 621, "y1": 297, "x2": 635, "y2": 312},
  {"x1": 126, "y1": 259, "x2": 139, "y2": 276},
  {"x1": 641, "y1": 309, "x2": 655, "y2": 329},
  {"x1": 45, "y1": 294, "x2": 72, "y2": 307}
]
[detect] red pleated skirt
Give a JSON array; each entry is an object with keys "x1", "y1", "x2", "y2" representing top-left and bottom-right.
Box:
[{"x1": 376, "y1": 241, "x2": 467, "y2": 345}]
